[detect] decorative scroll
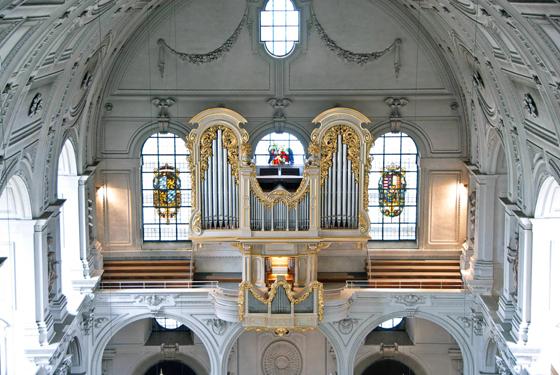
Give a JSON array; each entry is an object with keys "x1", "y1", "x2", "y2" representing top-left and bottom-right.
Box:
[
  {"x1": 157, "y1": 9, "x2": 248, "y2": 76},
  {"x1": 311, "y1": 11, "x2": 402, "y2": 77},
  {"x1": 198, "y1": 125, "x2": 240, "y2": 183},
  {"x1": 317, "y1": 125, "x2": 361, "y2": 185},
  {"x1": 250, "y1": 171, "x2": 310, "y2": 208},
  {"x1": 153, "y1": 164, "x2": 182, "y2": 223},
  {"x1": 379, "y1": 165, "x2": 406, "y2": 217},
  {"x1": 238, "y1": 280, "x2": 324, "y2": 321}
]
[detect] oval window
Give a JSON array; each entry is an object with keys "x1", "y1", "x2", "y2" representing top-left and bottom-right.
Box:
[{"x1": 260, "y1": 0, "x2": 300, "y2": 58}]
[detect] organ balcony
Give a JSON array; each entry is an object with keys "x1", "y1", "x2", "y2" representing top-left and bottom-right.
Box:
[{"x1": 187, "y1": 107, "x2": 373, "y2": 245}]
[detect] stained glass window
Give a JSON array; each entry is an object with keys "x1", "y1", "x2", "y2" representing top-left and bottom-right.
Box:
[
  {"x1": 141, "y1": 133, "x2": 191, "y2": 241},
  {"x1": 254, "y1": 132, "x2": 305, "y2": 166},
  {"x1": 260, "y1": 0, "x2": 300, "y2": 58},
  {"x1": 368, "y1": 132, "x2": 418, "y2": 240}
]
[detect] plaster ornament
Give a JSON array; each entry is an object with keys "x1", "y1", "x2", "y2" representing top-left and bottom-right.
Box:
[
  {"x1": 134, "y1": 294, "x2": 175, "y2": 312},
  {"x1": 206, "y1": 318, "x2": 227, "y2": 335},
  {"x1": 392, "y1": 294, "x2": 426, "y2": 306},
  {"x1": 337, "y1": 318, "x2": 356, "y2": 334},
  {"x1": 523, "y1": 93, "x2": 538, "y2": 118},
  {"x1": 47, "y1": 235, "x2": 57, "y2": 301},
  {"x1": 28, "y1": 93, "x2": 43, "y2": 117},
  {"x1": 262, "y1": 340, "x2": 303, "y2": 375}
]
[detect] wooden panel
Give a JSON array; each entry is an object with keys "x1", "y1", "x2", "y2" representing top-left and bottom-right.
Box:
[{"x1": 427, "y1": 171, "x2": 462, "y2": 246}]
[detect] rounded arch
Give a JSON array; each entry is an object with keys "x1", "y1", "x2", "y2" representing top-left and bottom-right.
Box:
[
  {"x1": 132, "y1": 353, "x2": 206, "y2": 375},
  {"x1": 534, "y1": 175, "x2": 560, "y2": 219},
  {"x1": 57, "y1": 138, "x2": 78, "y2": 177},
  {"x1": 90, "y1": 312, "x2": 218, "y2": 375},
  {"x1": 483, "y1": 338, "x2": 498, "y2": 373},
  {"x1": 369, "y1": 120, "x2": 431, "y2": 158},
  {"x1": 347, "y1": 311, "x2": 474, "y2": 375},
  {"x1": 129, "y1": 120, "x2": 191, "y2": 158},
  {"x1": 355, "y1": 352, "x2": 428, "y2": 375},
  {"x1": 249, "y1": 121, "x2": 311, "y2": 154},
  {"x1": 0, "y1": 175, "x2": 32, "y2": 220},
  {"x1": 253, "y1": 129, "x2": 307, "y2": 166}
]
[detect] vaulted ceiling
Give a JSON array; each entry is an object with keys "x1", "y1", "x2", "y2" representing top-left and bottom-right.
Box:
[{"x1": 1, "y1": 0, "x2": 559, "y2": 216}]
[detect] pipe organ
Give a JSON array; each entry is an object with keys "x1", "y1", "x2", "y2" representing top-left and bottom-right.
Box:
[
  {"x1": 188, "y1": 107, "x2": 372, "y2": 239},
  {"x1": 188, "y1": 107, "x2": 372, "y2": 334},
  {"x1": 200, "y1": 127, "x2": 239, "y2": 230}
]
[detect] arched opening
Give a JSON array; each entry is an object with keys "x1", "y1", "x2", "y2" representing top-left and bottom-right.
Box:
[
  {"x1": 0, "y1": 175, "x2": 37, "y2": 374},
  {"x1": 144, "y1": 360, "x2": 196, "y2": 375},
  {"x1": 227, "y1": 329, "x2": 337, "y2": 374},
  {"x1": 141, "y1": 132, "x2": 191, "y2": 241},
  {"x1": 490, "y1": 136, "x2": 508, "y2": 297},
  {"x1": 368, "y1": 131, "x2": 419, "y2": 241},
  {"x1": 363, "y1": 359, "x2": 415, "y2": 375},
  {"x1": 530, "y1": 176, "x2": 560, "y2": 373},
  {"x1": 67, "y1": 337, "x2": 84, "y2": 375},
  {"x1": 101, "y1": 317, "x2": 210, "y2": 375},
  {"x1": 57, "y1": 139, "x2": 82, "y2": 312},
  {"x1": 354, "y1": 317, "x2": 462, "y2": 375}
]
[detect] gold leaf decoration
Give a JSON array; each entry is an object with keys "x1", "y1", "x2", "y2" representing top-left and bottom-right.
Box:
[{"x1": 250, "y1": 171, "x2": 310, "y2": 208}]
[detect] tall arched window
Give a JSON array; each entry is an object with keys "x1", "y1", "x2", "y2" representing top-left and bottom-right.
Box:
[
  {"x1": 141, "y1": 132, "x2": 191, "y2": 241},
  {"x1": 368, "y1": 132, "x2": 418, "y2": 240},
  {"x1": 254, "y1": 132, "x2": 305, "y2": 166}
]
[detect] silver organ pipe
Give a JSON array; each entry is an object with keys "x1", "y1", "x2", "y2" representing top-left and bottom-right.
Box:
[
  {"x1": 321, "y1": 135, "x2": 359, "y2": 229},
  {"x1": 249, "y1": 189, "x2": 310, "y2": 231},
  {"x1": 201, "y1": 129, "x2": 239, "y2": 230}
]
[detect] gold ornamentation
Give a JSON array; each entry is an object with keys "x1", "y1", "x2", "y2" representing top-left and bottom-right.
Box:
[
  {"x1": 314, "y1": 125, "x2": 361, "y2": 186},
  {"x1": 250, "y1": 171, "x2": 310, "y2": 208},
  {"x1": 198, "y1": 125, "x2": 245, "y2": 184},
  {"x1": 238, "y1": 280, "x2": 324, "y2": 322},
  {"x1": 359, "y1": 213, "x2": 368, "y2": 234},
  {"x1": 186, "y1": 131, "x2": 197, "y2": 210},
  {"x1": 191, "y1": 212, "x2": 202, "y2": 235}
]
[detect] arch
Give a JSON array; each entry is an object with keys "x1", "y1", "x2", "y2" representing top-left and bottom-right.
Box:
[
  {"x1": 0, "y1": 175, "x2": 32, "y2": 220},
  {"x1": 58, "y1": 139, "x2": 78, "y2": 177},
  {"x1": 534, "y1": 176, "x2": 560, "y2": 219},
  {"x1": 348, "y1": 311, "x2": 474, "y2": 375},
  {"x1": 253, "y1": 130, "x2": 306, "y2": 166},
  {"x1": 249, "y1": 120, "x2": 311, "y2": 154},
  {"x1": 57, "y1": 139, "x2": 82, "y2": 313},
  {"x1": 483, "y1": 338, "x2": 498, "y2": 373},
  {"x1": 90, "y1": 312, "x2": 217, "y2": 375},
  {"x1": 368, "y1": 130, "x2": 419, "y2": 241},
  {"x1": 369, "y1": 120, "x2": 431, "y2": 159},
  {"x1": 356, "y1": 353, "x2": 428, "y2": 375},
  {"x1": 129, "y1": 120, "x2": 191, "y2": 158},
  {"x1": 132, "y1": 353, "x2": 206, "y2": 375}
]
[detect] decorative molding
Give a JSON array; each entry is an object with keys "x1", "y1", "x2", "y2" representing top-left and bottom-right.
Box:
[
  {"x1": 134, "y1": 294, "x2": 176, "y2": 312},
  {"x1": 392, "y1": 294, "x2": 426, "y2": 307},
  {"x1": 262, "y1": 340, "x2": 303, "y2": 375},
  {"x1": 310, "y1": 11, "x2": 401, "y2": 77},
  {"x1": 157, "y1": 8, "x2": 248, "y2": 77},
  {"x1": 205, "y1": 318, "x2": 227, "y2": 335},
  {"x1": 337, "y1": 318, "x2": 358, "y2": 335}
]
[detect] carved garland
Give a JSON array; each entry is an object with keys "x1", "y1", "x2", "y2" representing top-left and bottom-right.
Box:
[
  {"x1": 238, "y1": 280, "x2": 324, "y2": 322},
  {"x1": 157, "y1": 8, "x2": 248, "y2": 76},
  {"x1": 310, "y1": 11, "x2": 402, "y2": 76},
  {"x1": 249, "y1": 171, "x2": 310, "y2": 208}
]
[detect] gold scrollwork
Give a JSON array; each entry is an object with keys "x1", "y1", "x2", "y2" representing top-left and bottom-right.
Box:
[
  {"x1": 191, "y1": 212, "x2": 202, "y2": 235},
  {"x1": 238, "y1": 280, "x2": 324, "y2": 322},
  {"x1": 314, "y1": 125, "x2": 361, "y2": 186},
  {"x1": 198, "y1": 125, "x2": 247, "y2": 184},
  {"x1": 250, "y1": 171, "x2": 310, "y2": 208}
]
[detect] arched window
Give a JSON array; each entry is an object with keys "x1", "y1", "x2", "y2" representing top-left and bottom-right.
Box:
[
  {"x1": 254, "y1": 132, "x2": 305, "y2": 166},
  {"x1": 368, "y1": 132, "x2": 418, "y2": 240},
  {"x1": 57, "y1": 139, "x2": 82, "y2": 313},
  {"x1": 260, "y1": 0, "x2": 300, "y2": 58},
  {"x1": 141, "y1": 132, "x2": 191, "y2": 241}
]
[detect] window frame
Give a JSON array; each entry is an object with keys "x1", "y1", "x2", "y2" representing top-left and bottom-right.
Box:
[
  {"x1": 254, "y1": 131, "x2": 306, "y2": 167},
  {"x1": 368, "y1": 131, "x2": 419, "y2": 243},
  {"x1": 259, "y1": 0, "x2": 301, "y2": 59},
  {"x1": 140, "y1": 131, "x2": 191, "y2": 243}
]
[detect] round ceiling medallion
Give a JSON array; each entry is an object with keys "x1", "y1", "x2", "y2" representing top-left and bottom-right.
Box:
[{"x1": 262, "y1": 340, "x2": 303, "y2": 375}]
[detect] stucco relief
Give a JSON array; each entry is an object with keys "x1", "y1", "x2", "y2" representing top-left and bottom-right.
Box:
[{"x1": 262, "y1": 340, "x2": 303, "y2": 375}]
